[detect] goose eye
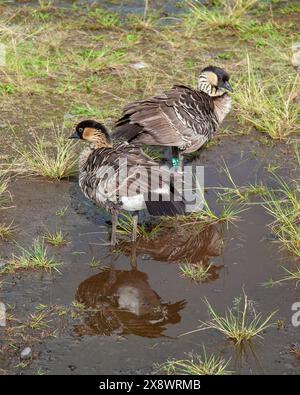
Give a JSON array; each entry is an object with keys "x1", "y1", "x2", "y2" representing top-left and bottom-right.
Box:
[{"x1": 79, "y1": 127, "x2": 83, "y2": 133}]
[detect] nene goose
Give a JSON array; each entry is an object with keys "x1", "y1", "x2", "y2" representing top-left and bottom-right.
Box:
[
  {"x1": 112, "y1": 65, "x2": 233, "y2": 169},
  {"x1": 69, "y1": 120, "x2": 186, "y2": 245}
]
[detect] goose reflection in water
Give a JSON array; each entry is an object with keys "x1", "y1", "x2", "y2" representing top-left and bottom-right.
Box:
[
  {"x1": 74, "y1": 223, "x2": 223, "y2": 338},
  {"x1": 75, "y1": 267, "x2": 186, "y2": 338},
  {"x1": 118, "y1": 222, "x2": 224, "y2": 281}
]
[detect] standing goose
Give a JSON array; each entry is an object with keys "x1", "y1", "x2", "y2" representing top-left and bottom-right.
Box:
[
  {"x1": 69, "y1": 120, "x2": 186, "y2": 246},
  {"x1": 112, "y1": 65, "x2": 233, "y2": 168}
]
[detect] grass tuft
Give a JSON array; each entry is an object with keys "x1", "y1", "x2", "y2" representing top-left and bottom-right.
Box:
[
  {"x1": 117, "y1": 213, "x2": 161, "y2": 240},
  {"x1": 89, "y1": 7, "x2": 121, "y2": 29},
  {"x1": 0, "y1": 222, "x2": 15, "y2": 241},
  {"x1": 175, "y1": 200, "x2": 246, "y2": 228},
  {"x1": 55, "y1": 206, "x2": 68, "y2": 217},
  {"x1": 184, "y1": 0, "x2": 258, "y2": 35},
  {"x1": 268, "y1": 266, "x2": 300, "y2": 287},
  {"x1": 14, "y1": 126, "x2": 78, "y2": 180},
  {"x1": 45, "y1": 230, "x2": 68, "y2": 247},
  {"x1": 262, "y1": 171, "x2": 300, "y2": 257},
  {"x1": 156, "y1": 347, "x2": 232, "y2": 375},
  {"x1": 0, "y1": 175, "x2": 11, "y2": 208},
  {"x1": 234, "y1": 57, "x2": 300, "y2": 139},
  {"x1": 180, "y1": 263, "x2": 212, "y2": 283},
  {"x1": 4, "y1": 238, "x2": 61, "y2": 273},
  {"x1": 185, "y1": 292, "x2": 276, "y2": 345},
  {"x1": 290, "y1": 343, "x2": 300, "y2": 358}
]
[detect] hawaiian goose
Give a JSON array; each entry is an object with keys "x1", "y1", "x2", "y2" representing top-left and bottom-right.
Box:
[
  {"x1": 69, "y1": 120, "x2": 186, "y2": 245},
  {"x1": 112, "y1": 65, "x2": 233, "y2": 169}
]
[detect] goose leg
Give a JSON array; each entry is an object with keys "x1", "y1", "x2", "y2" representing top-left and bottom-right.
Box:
[
  {"x1": 130, "y1": 241, "x2": 138, "y2": 270},
  {"x1": 171, "y1": 147, "x2": 184, "y2": 172},
  {"x1": 178, "y1": 152, "x2": 184, "y2": 172},
  {"x1": 171, "y1": 147, "x2": 179, "y2": 168},
  {"x1": 131, "y1": 211, "x2": 139, "y2": 243},
  {"x1": 111, "y1": 211, "x2": 118, "y2": 246}
]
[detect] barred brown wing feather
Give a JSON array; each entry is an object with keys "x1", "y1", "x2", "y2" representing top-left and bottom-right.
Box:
[
  {"x1": 81, "y1": 143, "x2": 172, "y2": 204},
  {"x1": 112, "y1": 85, "x2": 218, "y2": 149}
]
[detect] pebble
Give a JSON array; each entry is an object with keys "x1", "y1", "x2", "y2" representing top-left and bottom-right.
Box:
[
  {"x1": 141, "y1": 254, "x2": 151, "y2": 260},
  {"x1": 292, "y1": 43, "x2": 300, "y2": 68},
  {"x1": 292, "y1": 51, "x2": 300, "y2": 68},
  {"x1": 20, "y1": 347, "x2": 32, "y2": 360},
  {"x1": 0, "y1": 262, "x2": 6, "y2": 270},
  {"x1": 130, "y1": 61, "x2": 148, "y2": 70}
]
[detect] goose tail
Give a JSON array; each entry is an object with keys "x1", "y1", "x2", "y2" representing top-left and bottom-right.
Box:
[{"x1": 145, "y1": 191, "x2": 186, "y2": 217}]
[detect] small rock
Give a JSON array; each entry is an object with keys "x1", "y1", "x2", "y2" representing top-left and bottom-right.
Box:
[
  {"x1": 262, "y1": 233, "x2": 278, "y2": 242},
  {"x1": 130, "y1": 61, "x2": 148, "y2": 70},
  {"x1": 20, "y1": 347, "x2": 32, "y2": 360},
  {"x1": 292, "y1": 51, "x2": 300, "y2": 68},
  {"x1": 141, "y1": 254, "x2": 151, "y2": 260},
  {"x1": 292, "y1": 43, "x2": 300, "y2": 68},
  {"x1": 63, "y1": 113, "x2": 76, "y2": 120},
  {"x1": 0, "y1": 262, "x2": 6, "y2": 270}
]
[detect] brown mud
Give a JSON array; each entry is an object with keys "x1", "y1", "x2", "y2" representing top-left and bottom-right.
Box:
[{"x1": 1, "y1": 132, "x2": 299, "y2": 375}]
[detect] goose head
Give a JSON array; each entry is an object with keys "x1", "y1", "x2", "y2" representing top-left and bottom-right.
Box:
[
  {"x1": 198, "y1": 65, "x2": 233, "y2": 97},
  {"x1": 69, "y1": 120, "x2": 112, "y2": 148}
]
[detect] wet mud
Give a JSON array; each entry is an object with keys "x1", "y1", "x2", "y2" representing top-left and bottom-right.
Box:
[{"x1": 1, "y1": 133, "x2": 299, "y2": 375}]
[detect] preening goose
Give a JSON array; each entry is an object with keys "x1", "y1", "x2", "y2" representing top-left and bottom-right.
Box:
[
  {"x1": 69, "y1": 120, "x2": 186, "y2": 245},
  {"x1": 112, "y1": 65, "x2": 233, "y2": 169}
]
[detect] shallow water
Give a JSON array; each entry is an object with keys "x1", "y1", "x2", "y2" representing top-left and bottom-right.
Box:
[
  {"x1": 7, "y1": 0, "x2": 184, "y2": 15},
  {"x1": 1, "y1": 133, "x2": 299, "y2": 375},
  {"x1": 1, "y1": 0, "x2": 300, "y2": 375}
]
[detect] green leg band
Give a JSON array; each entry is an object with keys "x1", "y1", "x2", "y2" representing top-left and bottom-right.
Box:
[{"x1": 172, "y1": 157, "x2": 180, "y2": 168}]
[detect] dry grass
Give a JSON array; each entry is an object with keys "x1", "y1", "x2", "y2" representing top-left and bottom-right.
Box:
[
  {"x1": 117, "y1": 213, "x2": 161, "y2": 240},
  {"x1": 2, "y1": 303, "x2": 85, "y2": 373},
  {"x1": 290, "y1": 343, "x2": 300, "y2": 358},
  {"x1": 45, "y1": 230, "x2": 68, "y2": 246},
  {"x1": 14, "y1": 126, "x2": 79, "y2": 180},
  {"x1": 0, "y1": 222, "x2": 15, "y2": 241},
  {"x1": 0, "y1": 2, "x2": 298, "y2": 145},
  {"x1": 156, "y1": 347, "x2": 232, "y2": 375},
  {"x1": 183, "y1": 0, "x2": 258, "y2": 36},
  {"x1": 180, "y1": 263, "x2": 213, "y2": 283},
  {"x1": 184, "y1": 293, "x2": 276, "y2": 345},
  {"x1": 267, "y1": 266, "x2": 300, "y2": 288},
  {"x1": 0, "y1": 175, "x2": 11, "y2": 208},
  {"x1": 3, "y1": 238, "x2": 61, "y2": 273},
  {"x1": 234, "y1": 57, "x2": 300, "y2": 139},
  {"x1": 262, "y1": 171, "x2": 300, "y2": 257}
]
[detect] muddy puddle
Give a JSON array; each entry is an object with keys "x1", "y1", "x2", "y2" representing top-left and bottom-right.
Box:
[{"x1": 1, "y1": 132, "x2": 299, "y2": 375}]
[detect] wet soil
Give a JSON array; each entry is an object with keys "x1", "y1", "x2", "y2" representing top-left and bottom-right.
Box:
[
  {"x1": 1, "y1": 131, "x2": 299, "y2": 375},
  {"x1": 0, "y1": 0, "x2": 300, "y2": 376},
  {"x1": 8, "y1": 0, "x2": 184, "y2": 15}
]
